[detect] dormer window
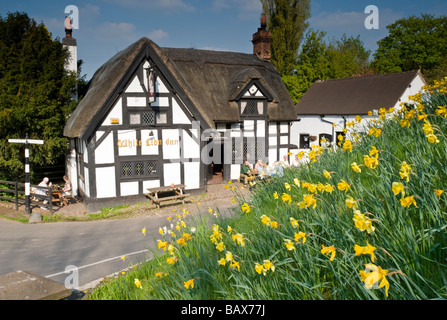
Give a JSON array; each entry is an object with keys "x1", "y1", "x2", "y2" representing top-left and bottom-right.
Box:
[{"x1": 241, "y1": 99, "x2": 264, "y2": 115}]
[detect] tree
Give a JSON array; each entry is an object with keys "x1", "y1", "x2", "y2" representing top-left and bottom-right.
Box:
[
  {"x1": 261, "y1": 0, "x2": 311, "y2": 76},
  {"x1": 0, "y1": 12, "x2": 78, "y2": 181},
  {"x1": 284, "y1": 30, "x2": 371, "y2": 103},
  {"x1": 372, "y1": 14, "x2": 447, "y2": 81}
]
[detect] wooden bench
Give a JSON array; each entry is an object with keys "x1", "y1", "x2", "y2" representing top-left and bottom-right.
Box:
[{"x1": 146, "y1": 184, "x2": 190, "y2": 209}]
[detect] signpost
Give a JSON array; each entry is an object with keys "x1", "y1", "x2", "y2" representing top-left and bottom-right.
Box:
[{"x1": 8, "y1": 133, "x2": 44, "y2": 214}]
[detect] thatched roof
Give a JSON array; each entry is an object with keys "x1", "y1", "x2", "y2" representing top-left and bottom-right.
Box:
[
  {"x1": 295, "y1": 70, "x2": 426, "y2": 116},
  {"x1": 64, "y1": 37, "x2": 295, "y2": 139}
]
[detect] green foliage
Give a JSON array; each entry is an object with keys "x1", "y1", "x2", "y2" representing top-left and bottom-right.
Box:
[
  {"x1": 0, "y1": 12, "x2": 78, "y2": 181},
  {"x1": 261, "y1": 0, "x2": 311, "y2": 76},
  {"x1": 372, "y1": 14, "x2": 447, "y2": 82},
  {"x1": 287, "y1": 30, "x2": 371, "y2": 103}
]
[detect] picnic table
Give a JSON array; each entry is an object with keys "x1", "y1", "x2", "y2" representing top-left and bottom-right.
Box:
[{"x1": 146, "y1": 184, "x2": 190, "y2": 209}]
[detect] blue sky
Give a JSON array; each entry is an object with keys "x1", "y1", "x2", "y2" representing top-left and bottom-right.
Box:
[{"x1": 1, "y1": 0, "x2": 446, "y2": 80}]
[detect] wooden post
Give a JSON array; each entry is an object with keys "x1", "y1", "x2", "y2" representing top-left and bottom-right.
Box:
[
  {"x1": 48, "y1": 188, "x2": 53, "y2": 216},
  {"x1": 14, "y1": 182, "x2": 18, "y2": 211},
  {"x1": 8, "y1": 133, "x2": 44, "y2": 215}
]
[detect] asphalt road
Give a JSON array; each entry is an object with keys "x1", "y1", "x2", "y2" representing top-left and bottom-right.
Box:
[{"x1": 0, "y1": 207, "x2": 233, "y2": 292}]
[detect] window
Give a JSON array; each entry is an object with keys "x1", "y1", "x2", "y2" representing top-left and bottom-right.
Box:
[
  {"x1": 240, "y1": 99, "x2": 265, "y2": 116},
  {"x1": 142, "y1": 111, "x2": 155, "y2": 125},
  {"x1": 319, "y1": 133, "x2": 333, "y2": 146},
  {"x1": 128, "y1": 110, "x2": 167, "y2": 126},
  {"x1": 299, "y1": 134, "x2": 310, "y2": 149},
  {"x1": 121, "y1": 161, "x2": 158, "y2": 178}
]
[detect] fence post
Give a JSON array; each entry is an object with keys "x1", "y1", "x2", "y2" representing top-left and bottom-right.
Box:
[
  {"x1": 48, "y1": 188, "x2": 53, "y2": 216},
  {"x1": 14, "y1": 182, "x2": 18, "y2": 211}
]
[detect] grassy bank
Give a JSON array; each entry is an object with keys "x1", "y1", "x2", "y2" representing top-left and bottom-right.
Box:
[{"x1": 88, "y1": 79, "x2": 447, "y2": 300}]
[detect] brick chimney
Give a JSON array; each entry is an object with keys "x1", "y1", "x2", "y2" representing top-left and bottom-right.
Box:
[{"x1": 252, "y1": 13, "x2": 271, "y2": 61}]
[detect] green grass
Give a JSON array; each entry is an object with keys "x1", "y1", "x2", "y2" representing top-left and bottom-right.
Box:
[{"x1": 88, "y1": 82, "x2": 447, "y2": 300}]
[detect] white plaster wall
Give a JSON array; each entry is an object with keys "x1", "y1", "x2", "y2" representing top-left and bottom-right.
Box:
[
  {"x1": 172, "y1": 99, "x2": 191, "y2": 124},
  {"x1": 125, "y1": 76, "x2": 144, "y2": 93},
  {"x1": 184, "y1": 162, "x2": 200, "y2": 189},
  {"x1": 163, "y1": 163, "x2": 181, "y2": 186},
  {"x1": 143, "y1": 179, "x2": 160, "y2": 190},
  {"x1": 101, "y1": 98, "x2": 123, "y2": 126},
  {"x1": 127, "y1": 96, "x2": 146, "y2": 107},
  {"x1": 141, "y1": 129, "x2": 159, "y2": 155},
  {"x1": 118, "y1": 130, "x2": 137, "y2": 156},
  {"x1": 181, "y1": 130, "x2": 200, "y2": 159},
  {"x1": 162, "y1": 129, "x2": 180, "y2": 159},
  {"x1": 120, "y1": 181, "x2": 139, "y2": 196},
  {"x1": 95, "y1": 167, "x2": 116, "y2": 198},
  {"x1": 84, "y1": 167, "x2": 90, "y2": 197},
  {"x1": 230, "y1": 164, "x2": 241, "y2": 180},
  {"x1": 95, "y1": 132, "x2": 115, "y2": 164}
]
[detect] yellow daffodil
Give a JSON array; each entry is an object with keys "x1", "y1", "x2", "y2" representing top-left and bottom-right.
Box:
[
  {"x1": 216, "y1": 242, "x2": 225, "y2": 252},
  {"x1": 323, "y1": 170, "x2": 332, "y2": 179},
  {"x1": 400, "y1": 195, "x2": 417, "y2": 208},
  {"x1": 142, "y1": 227, "x2": 147, "y2": 236},
  {"x1": 290, "y1": 217, "x2": 299, "y2": 228},
  {"x1": 184, "y1": 278, "x2": 194, "y2": 289},
  {"x1": 155, "y1": 272, "x2": 167, "y2": 277},
  {"x1": 241, "y1": 203, "x2": 250, "y2": 214},
  {"x1": 225, "y1": 251, "x2": 234, "y2": 262},
  {"x1": 176, "y1": 237, "x2": 187, "y2": 246},
  {"x1": 353, "y1": 210, "x2": 375, "y2": 234},
  {"x1": 263, "y1": 260, "x2": 275, "y2": 272},
  {"x1": 392, "y1": 182, "x2": 405, "y2": 197},
  {"x1": 324, "y1": 183, "x2": 334, "y2": 193},
  {"x1": 270, "y1": 221, "x2": 279, "y2": 229},
  {"x1": 399, "y1": 162, "x2": 412, "y2": 182},
  {"x1": 434, "y1": 189, "x2": 444, "y2": 199},
  {"x1": 368, "y1": 127, "x2": 382, "y2": 137},
  {"x1": 260, "y1": 215, "x2": 271, "y2": 226},
  {"x1": 273, "y1": 191, "x2": 279, "y2": 199},
  {"x1": 345, "y1": 196, "x2": 358, "y2": 209},
  {"x1": 166, "y1": 256, "x2": 178, "y2": 265},
  {"x1": 232, "y1": 233, "x2": 245, "y2": 247},
  {"x1": 134, "y1": 278, "x2": 142, "y2": 289},
  {"x1": 229, "y1": 260, "x2": 240, "y2": 272},
  {"x1": 285, "y1": 182, "x2": 291, "y2": 191},
  {"x1": 427, "y1": 133, "x2": 440, "y2": 144},
  {"x1": 364, "y1": 155, "x2": 379, "y2": 169},
  {"x1": 351, "y1": 162, "x2": 362, "y2": 173},
  {"x1": 255, "y1": 263, "x2": 265, "y2": 275},
  {"x1": 369, "y1": 146, "x2": 379, "y2": 158},
  {"x1": 299, "y1": 194, "x2": 317, "y2": 209},
  {"x1": 294, "y1": 178, "x2": 300, "y2": 186},
  {"x1": 282, "y1": 193, "x2": 292, "y2": 204},
  {"x1": 294, "y1": 231, "x2": 307, "y2": 244},
  {"x1": 423, "y1": 120, "x2": 434, "y2": 135},
  {"x1": 435, "y1": 105, "x2": 447, "y2": 118},
  {"x1": 121, "y1": 256, "x2": 126, "y2": 261},
  {"x1": 337, "y1": 180, "x2": 350, "y2": 192},
  {"x1": 354, "y1": 241, "x2": 377, "y2": 262},
  {"x1": 284, "y1": 239, "x2": 296, "y2": 251},
  {"x1": 218, "y1": 258, "x2": 226, "y2": 266},
  {"x1": 321, "y1": 245, "x2": 336, "y2": 261},
  {"x1": 182, "y1": 233, "x2": 191, "y2": 241},
  {"x1": 360, "y1": 263, "x2": 390, "y2": 297},
  {"x1": 157, "y1": 240, "x2": 168, "y2": 251},
  {"x1": 343, "y1": 140, "x2": 353, "y2": 152}
]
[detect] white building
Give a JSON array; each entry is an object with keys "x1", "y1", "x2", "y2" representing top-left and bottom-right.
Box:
[
  {"x1": 63, "y1": 16, "x2": 297, "y2": 212},
  {"x1": 290, "y1": 70, "x2": 427, "y2": 158}
]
